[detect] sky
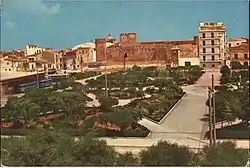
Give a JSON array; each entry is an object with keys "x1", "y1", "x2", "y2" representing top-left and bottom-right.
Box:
[{"x1": 1, "y1": 0, "x2": 249, "y2": 51}]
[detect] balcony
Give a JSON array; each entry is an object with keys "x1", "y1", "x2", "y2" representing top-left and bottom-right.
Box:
[
  {"x1": 199, "y1": 52, "x2": 221, "y2": 55},
  {"x1": 200, "y1": 59, "x2": 223, "y2": 63},
  {"x1": 199, "y1": 36, "x2": 223, "y2": 40},
  {"x1": 200, "y1": 44, "x2": 222, "y2": 48}
]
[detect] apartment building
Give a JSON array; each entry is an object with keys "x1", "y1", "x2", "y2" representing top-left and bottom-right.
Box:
[
  {"x1": 26, "y1": 44, "x2": 45, "y2": 56},
  {"x1": 199, "y1": 22, "x2": 227, "y2": 68}
]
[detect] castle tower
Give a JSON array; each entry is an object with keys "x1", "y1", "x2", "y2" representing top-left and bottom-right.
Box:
[
  {"x1": 120, "y1": 33, "x2": 137, "y2": 43},
  {"x1": 127, "y1": 33, "x2": 137, "y2": 43},
  {"x1": 95, "y1": 38, "x2": 106, "y2": 62},
  {"x1": 120, "y1": 33, "x2": 128, "y2": 43}
]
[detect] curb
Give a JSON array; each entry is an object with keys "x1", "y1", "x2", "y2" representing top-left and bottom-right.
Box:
[
  {"x1": 141, "y1": 92, "x2": 188, "y2": 125},
  {"x1": 159, "y1": 92, "x2": 187, "y2": 124},
  {"x1": 145, "y1": 131, "x2": 152, "y2": 138}
]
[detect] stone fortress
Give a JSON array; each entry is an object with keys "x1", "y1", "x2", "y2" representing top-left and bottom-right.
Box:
[{"x1": 95, "y1": 33, "x2": 199, "y2": 67}]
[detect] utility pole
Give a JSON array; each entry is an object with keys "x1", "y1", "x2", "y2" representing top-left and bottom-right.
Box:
[
  {"x1": 212, "y1": 74, "x2": 216, "y2": 145},
  {"x1": 104, "y1": 46, "x2": 108, "y2": 97},
  {"x1": 208, "y1": 88, "x2": 213, "y2": 147}
]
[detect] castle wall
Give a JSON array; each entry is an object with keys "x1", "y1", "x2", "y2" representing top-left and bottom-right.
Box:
[{"x1": 96, "y1": 33, "x2": 198, "y2": 65}]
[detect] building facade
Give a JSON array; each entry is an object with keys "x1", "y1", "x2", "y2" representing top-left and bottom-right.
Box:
[
  {"x1": 199, "y1": 22, "x2": 227, "y2": 69},
  {"x1": 228, "y1": 39, "x2": 249, "y2": 66},
  {"x1": 0, "y1": 55, "x2": 22, "y2": 72},
  {"x1": 22, "y1": 50, "x2": 56, "y2": 72},
  {"x1": 26, "y1": 44, "x2": 45, "y2": 56},
  {"x1": 227, "y1": 38, "x2": 248, "y2": 48}
]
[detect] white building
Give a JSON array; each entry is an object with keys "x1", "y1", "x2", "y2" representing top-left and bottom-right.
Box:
[
  {"x1": 72, "y1": 42, "x2": 96, "y2": 62},
  {"x1": 26, "y1": 44, "x2": 45, "y2": 56},
  {"x1": 0, "y1": 55, "x2": 22, "y2": 72},
  {"x1": 199, "y1": 22, "x2": 227, "y2": 69},
  {"x1": 227, "y1": 37, "x2": 248, "y2": 48},
  {"x1": 178, "y1": 57, "x2": 200, "y2": 67}
]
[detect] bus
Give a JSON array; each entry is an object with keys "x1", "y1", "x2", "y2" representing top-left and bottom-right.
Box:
[{"x1": 18, "y1": 79, "x2": 53, "y2": 93}]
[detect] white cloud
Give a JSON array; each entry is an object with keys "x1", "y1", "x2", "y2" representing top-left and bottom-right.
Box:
[
  {"x1": 4, "y1": 20, "x2": 16, "y2": 29},
  {"x1": 16, "y1": 0, "x2": 60, "y2": 15}
]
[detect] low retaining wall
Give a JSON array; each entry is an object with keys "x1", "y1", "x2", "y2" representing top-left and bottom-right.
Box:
[{"x1": 143, "y1": 92, "x2": 188, "y2": 125}]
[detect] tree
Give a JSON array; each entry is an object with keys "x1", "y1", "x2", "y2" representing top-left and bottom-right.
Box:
[
  {"x1": 1, "y1": 131, "x2": 118, "y2": 166},
  {"x1": 240, "y1": 87, "x2": 250, "y2": 121},
  {"x1": 220, "y1": 65, "x2": 231, "y2": 77},
  {"x1": 59, "y1": 91, "x2": 86, "y2": 126},
  {"x1": 140, "y1": 140, "x2": 194, "y2": 166},
  {"x1": 99, "y1": 107, "x2": 143, "y2": 132},
  {"x1": 116, "y1": 152, "x2": 139, "y2": 166},
  {"x1": 98, "y1": 96, "x2": 119, "y2": 113},
  {"x1": 71, "y1": 137, "x2": 117, "y2": 166},
  {"x1": 231, "y1": 61, "x2": 243, "y2": 70},
  {"x1": 1, "y1": 131, "x2": 76, "y2": 166},
  {"x1": 220, "y1": 101, "x2": 235, "y2": 125},
  {"x1": 199, "y1": 141, "x2": 248, "y2": 166}
]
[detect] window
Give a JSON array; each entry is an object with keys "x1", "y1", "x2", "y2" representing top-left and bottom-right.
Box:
[
  {"x1": 211, "y1": 48, "x2": 215, "y2": 53},
  {"x1": 202, "y1": 33, "x2": 205, "y2": 38},
  {"x1": 211, "y1": 33, "x2": 214, "y2": 38},
  {"x1": 9, "y1": 69, "x2": 11, "y2": 71},
  {"x1": 203, "y1": 64, "x2": 206, "y2": 67},
  {"x1": 228, "y1": 43, "x2": 231, "y2": 48},
  {"x1": 7, "y1": 62, "x2": 9, "y2": 65},
  {"x1": 212, "y1": 64, "x2": 215, "y2": 67},
  {"x1": 211, "y1": 40, "x2": 214, "y2": 46},
  {"x1": 203, "y1": 56, "x2": 206, "y2": 61},
  {"x1": 237, "y1": 43, "x2": 239, "y2": 45},
  {"x1": 203, "y1": 48, "x2": 206, "y2": 53},
  {"x1": 212, "y1": 55, "x2": 215, "y2": 61},
  {"x1": 5, "y1": 69, "x2": 7, "y2": 71},
  {"x1": 244, "y1": 54, "x2": 248, "y2": 59},
  {"x1": 203, "y1": 41, "x2": 206, "y2": 46},
  {"x1": 234, "y1": 53, "x2": 238, "y2": 59}
]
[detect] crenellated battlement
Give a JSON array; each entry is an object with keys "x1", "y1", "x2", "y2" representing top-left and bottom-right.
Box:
[{"x1": 120, "y1": 33, "x2": 137, "y2": 43}]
